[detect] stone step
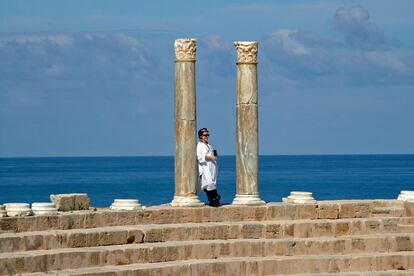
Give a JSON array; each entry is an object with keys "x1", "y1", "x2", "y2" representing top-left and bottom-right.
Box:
[
  {"x1": 2, "y1": 216, "x2": 414, "y2": 253},
  {"x1": 21, "y1": 252, "x2": 414, "y2": 275},
  {"x1": 2, "y1": 233, "x2": 414, "y2": 274},
  {"x1": 290, "y1": 270, "x2": 414, "y2": 276},
  {"x1": 0, "y1": 200, "x2": 409, "y2": 233}
]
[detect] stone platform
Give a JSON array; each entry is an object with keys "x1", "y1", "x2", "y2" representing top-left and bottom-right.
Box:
[{"x1": 1, "y1": 200, "x2": 414, "y2": 275}]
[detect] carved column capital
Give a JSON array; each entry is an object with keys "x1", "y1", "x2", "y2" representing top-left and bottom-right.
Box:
[
  {"x1": 174, "y1": 38, "x2": 196, "y2": 62},
  {"x1": 234, "y1": 41, "x2": 258, "y2": 64}
]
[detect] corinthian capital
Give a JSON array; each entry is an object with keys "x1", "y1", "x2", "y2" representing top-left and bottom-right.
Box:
[
  {"x1": 234, "y1": 41, "x2": 258, "y2": 64},
  {"x1": 174, "y1": 38, "x2": 196, "y2": 62}
]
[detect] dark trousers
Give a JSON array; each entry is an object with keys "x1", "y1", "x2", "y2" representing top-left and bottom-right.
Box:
[{"x1": 204, "y1": 189, "x2": 221, "y2": 207}]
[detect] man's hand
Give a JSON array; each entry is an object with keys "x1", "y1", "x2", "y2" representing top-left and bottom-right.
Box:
[{"x1": 206, "y1": 155, "x2": 217, "y2": 161}]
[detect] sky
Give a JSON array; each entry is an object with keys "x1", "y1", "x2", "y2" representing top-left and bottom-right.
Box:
[{"x1": 0, "y1": 0, "x2": 413, "y2": 157}]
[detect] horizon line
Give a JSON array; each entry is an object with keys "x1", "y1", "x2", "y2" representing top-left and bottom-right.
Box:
[{"x1": 1, "y1": 153, "x2": 413, "y2": 159}]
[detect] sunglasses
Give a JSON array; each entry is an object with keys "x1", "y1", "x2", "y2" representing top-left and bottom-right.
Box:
[{"x1": 202, "y1": 134, "x2": 210, "y2": 137}]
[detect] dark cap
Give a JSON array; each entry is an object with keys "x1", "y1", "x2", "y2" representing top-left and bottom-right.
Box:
[{"x1": 198, "y1": 128, "x2": 209, "y2": 138}]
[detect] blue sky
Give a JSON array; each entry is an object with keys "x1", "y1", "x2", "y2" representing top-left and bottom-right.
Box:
[{"x1": 0, "y1": 0, "x2": 413, "y2": 157}]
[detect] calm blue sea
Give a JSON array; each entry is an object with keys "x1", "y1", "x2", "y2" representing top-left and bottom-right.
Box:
[{"x1": 0, "y1": 155, "x2": 413, "y2": 207}]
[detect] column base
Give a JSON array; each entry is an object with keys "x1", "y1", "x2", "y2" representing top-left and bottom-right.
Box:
[
  {"x1": 398, "y1": 190, "x2": 414, "y2": 202},
  {"x1": 232, "y1": 194, "x2": 265, "y2": 205},
  {"x1": 282, "y1": 191, "x2": 316, "y2": 204},
  {"x1": 171, "y1": 195, "x2": 204, "y2": 207}
]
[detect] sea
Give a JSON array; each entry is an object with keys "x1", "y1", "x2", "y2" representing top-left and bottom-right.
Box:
[{"x1": 0, "y1": 155, "x2": 413, "y2": 207}]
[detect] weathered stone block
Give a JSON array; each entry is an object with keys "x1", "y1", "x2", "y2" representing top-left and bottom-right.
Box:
[
  {"x1": 211, "y1": 207, "x2": 228, "y2": 222},
  {"x1": 101, "y1": 211, "x2": 118, "y2": 227},
  {"x1": 351, "y1": 237, "x2": 366, "y2": 251},
  {"x1": 165, "y1": 246, "x2": 180, "y2": 262},
  {"x1": 143, "y1": 228, "x2": 163, "y2": 242},
  {"x1": 294, "y1": 222, "x2": 313, "y2": 238},
  {"x1": 46, "y1": 233, "x2": 67, "y2": 249},
  {"x1": 16, "y1": 216, "x2": 37, "y2": 232},
  {"x1": 199, "y1": 225, "x2": 215, "y2": 240},
  {"x1": 284, "y1": 205, "x2": 297, "y2": 219},
  {"x1": 191, "y1": 208, "x2": 203, "y2": 223},
  {"x1": 201, "y1": 207, "x2": 212, "y2": 222},
  {"x1": 284, "y1": 223, "x2": 294, "y2": 237},
  {"x1": 0, "y1": 236, "x2": 20, "y2": 252},
  {"x1": 0, "y1": 217, "x2": 17, "y2": 232},
  {"x1": 116, "y1": 211, "x2": 135, "y2": 226},
  {"x1": 404, "y1": 201, "x2": 414, "y2": 217},
  {"x1": 33, "y1": 215, "x2": 59, "y2": 231},
  {"x1": 127, "y1": 229, "x2": 144, "y2": 243},
  {"x1": 214, "y1": 225, "x2": 229, "y2": 239},
  {"x1": 67, "y1": 232, "x2": 89, "y2": 247},
  {"x1": 265, "y1": 224, "x2": 282, "y2": 238},
  {"x1": 58, "y1": 213, "x2": 84, "y2": 230},
  {"x1": 396, "y1": 236, "x2": 412, "y2": 251},
  {"x1": 83, "y1": 212, "x2": 101, "y2": 229},
  {"x1": 365, "y1": 219, "x2": 381, "y2": 232},
  {"x1": 23, "y1": 234, "x2": 44, "y2": 251},
  {"x1": 383, "y1": 218, "x2": 398, "y2": 232},
  {"x1": 172, "y1": 208, "x2": 189, "y2": 223},
  {"x1": 313, "y1": 222, "x2": 333, "y2": 237},
  {"x1": 241, "y1": 223, "x2": 263, "y2": 239},
  {"x1": 334, "y1": 222, "x2": 350, "y2": 236},
  {"x1": 318, "y1": 203, "x2": 339, "y2": 219},
  {"x1": 267, "y1": 204, "x2": 297, "y2": 220},
  {"x1": 295, "y1": 204, "x2": 317, "y2": 219},
  {"x1": 50, "y1": 193, "x2": 90, "y2": 211},
  {"x1": 227, "y1": 206, "x2": 242, "y2": 221},
  {"x1": 265, "y1": 204, "x2": 284, "y2": 220},
  {"x1": 228, "y1": 224, "x2": 241, "y2": 239},
  {"x1": 339, "y1": 202, "x2": 370, "y2": 218},
  {"x1": 333, "y1": 239, "x2": 346, "y2": 253},
  {"x1": 350, "y1": 220, "x2": 363, "y2": 235}
]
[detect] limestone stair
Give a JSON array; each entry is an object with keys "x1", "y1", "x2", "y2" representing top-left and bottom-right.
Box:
[
  {"x1": 291, "y1": 271, "x2": 414, "y2": 276},
  {"x1": 0, "y1": 232, "x2": 413, "y2": 272},
  {"x1": 2, "y1": 217, "x2": 414, "y2": 253},
  {"x1": 1, "y1": 200, "x2": 414, "y2": 275},
  {"x1": 21, "y1": 253, "x2": 414, "y2": 275},
  {"x1": 1, "y1": 219, "x2": 414, "y2": 275}
]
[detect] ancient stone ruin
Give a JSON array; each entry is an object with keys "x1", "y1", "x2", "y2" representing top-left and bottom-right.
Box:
[
  {"x1": 1, "y1": 38, "x2": 414, "y2": 275},
  {"x1": 1, "y1": 201, "x2": 414, "y2": 274},
  {"x1": 171, "y1": 38, "x2": 265, "y2": 206}
]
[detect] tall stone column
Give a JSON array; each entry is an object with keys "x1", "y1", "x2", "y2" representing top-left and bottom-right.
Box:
[
  {"x1": 171, "y1": 38, "x2": 203, "y2": 207},
  {"x1": 232, "y1": 41, "x2": 265, "y2": 205}
]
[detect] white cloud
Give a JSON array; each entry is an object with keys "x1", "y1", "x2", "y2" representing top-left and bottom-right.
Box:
[
  {"x1": 114, "y1": 33, "x2": 142, "y2": 49},
  {"x1": 0, "y1": 34, "x2": 73, "y2": 47},
  {"x1": 200, "y1": 34, "x2": 229, "y2": 51},
  {"x1": 267, "y1": 29, "x2": 311, "y2": 55},
  {"x1": 365, "y1": 51, "x2": 410, "y2": 73},
  {"x1": 333, "y1": 5, "x2": 390, "y2": 49},
  {"x1": 262, "y1": 6, "x2": 414, "y2": 87}
]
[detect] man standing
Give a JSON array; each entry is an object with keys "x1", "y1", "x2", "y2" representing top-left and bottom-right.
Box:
[{"x1": 197, "y1": 128, "x2": 221, "y2": 207}]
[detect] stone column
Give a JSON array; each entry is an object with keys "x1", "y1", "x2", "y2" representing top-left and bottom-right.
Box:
[
  {"x1": 171, "y1": 38, "x2": 203, "y2": 207},
  {"x1": 232, "y1": 41, "x2": 265, "y2": 205}
]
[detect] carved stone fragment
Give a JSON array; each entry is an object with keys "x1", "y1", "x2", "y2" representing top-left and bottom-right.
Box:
[
  {"x1": 174, "y1": 38, "x2": 196, "y2": 61},
  {"x1": 234, "y1": 41, "x2": 258, "y2": 64}
]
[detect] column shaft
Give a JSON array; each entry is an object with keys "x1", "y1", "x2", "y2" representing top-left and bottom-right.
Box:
[
  {"x1": 171, "y1": 38, "x2": 203, "y2": 207},
  {"x1": 233, "y1": 41, "x2": 265, "y2": 205}
]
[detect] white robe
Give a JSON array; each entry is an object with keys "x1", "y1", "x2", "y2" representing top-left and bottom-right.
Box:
[{"x1": 197, "y1": 141, "x2": 218, "y2": 191}]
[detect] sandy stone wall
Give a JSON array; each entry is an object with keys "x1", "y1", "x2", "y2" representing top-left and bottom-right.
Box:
[{"x1": 0, "y1": 200, "x2": 410, "y2": 233}]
